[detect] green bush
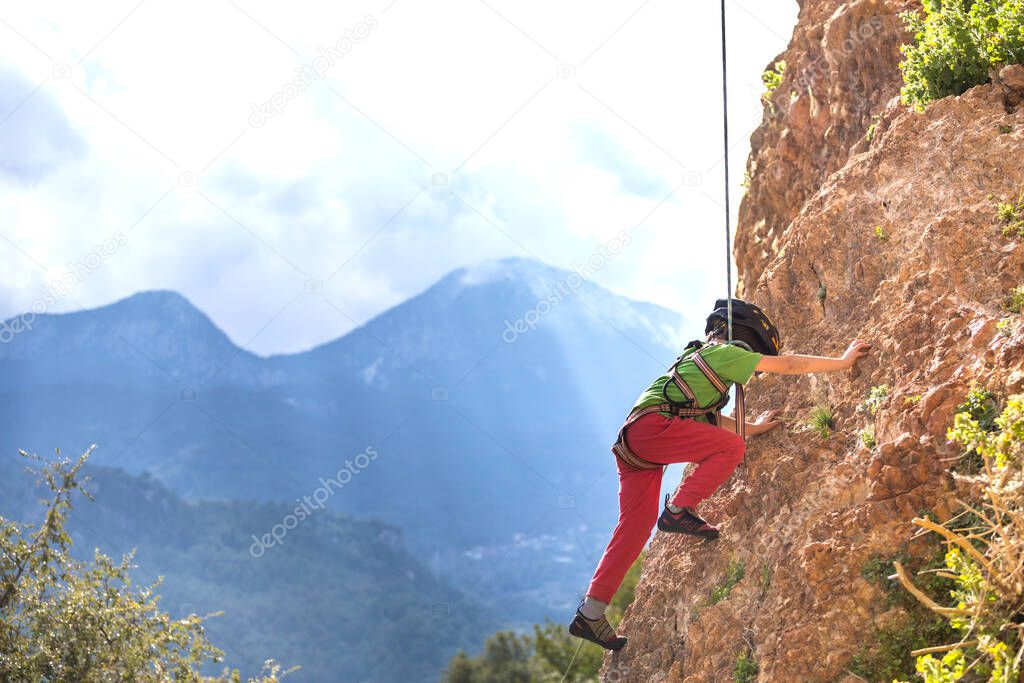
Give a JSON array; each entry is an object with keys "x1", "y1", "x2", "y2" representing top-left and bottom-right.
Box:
[
  {"x1": 895, "y1": 396, "x2": 1024, "y2": 682},
  {"x1": 900, "y1": 0, "x2": 1024, "y2": 110},
  {"x1": 859, "y1": 384, "x2": 891, "y2": 417},
  {"x1": 991, "y1": 190, "x2": 1024, "y2": 238},
  {"x1": 1005, "y1": 284, "x2": 1024, "y2": 313},
  {"x1": 860, "y1": 425, "x2": 878, "y2": 449},
  {"x1": 710, "y1": 559, "x2": 746, "y2": 604},
  {"x1": 734, "y1": 652, "x2": 758, "y2": 683},
  {"x1": 807, "y1": 404, "x2": 836, "y2": 439},
  {"x1": 948, "y1": 384, "x2": 1000, "y2": 473},
  {"x1": 761, "y1": 60, "x2": 786, "y2": 101},
  {"x1": 865, "y1": 120, "x2": 879, "y2": 143},
  {"x1": 852, "y1": 548, "x2": 956, "y2": 681}
]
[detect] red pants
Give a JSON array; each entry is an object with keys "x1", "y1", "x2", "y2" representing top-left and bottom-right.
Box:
[{"x1": 586, "y1": 413, "x2": 746, "y2": 603}]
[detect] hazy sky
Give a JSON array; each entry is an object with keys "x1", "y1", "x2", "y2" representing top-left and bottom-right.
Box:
[{"x1": 0, "y1": 0, "x2": 798, "y2": 354}]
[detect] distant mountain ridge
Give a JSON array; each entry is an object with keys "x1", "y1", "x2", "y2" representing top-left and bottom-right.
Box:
[
  {"x1": 0, "y1": 289, "x2": 273, "y2": 388},
  {"x1": 0, "y1": 256, "x2": 690, "y2": 626}
]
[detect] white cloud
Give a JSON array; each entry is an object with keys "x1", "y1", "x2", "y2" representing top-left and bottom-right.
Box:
[{"x1": 0, "y1": 0, "x2": 798, "y2": 353}]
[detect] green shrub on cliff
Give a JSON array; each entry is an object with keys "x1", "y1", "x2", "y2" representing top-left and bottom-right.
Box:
[
  {"x1": 761, "y1": 60, "x2": 786, "y2": 101},
  {"x1": 807, "y1": 404, "x2": 836, "y2": 439},
  {"x1": 892, "y1": 395, "x2": 1024, "y2": 682},
  {"x1": 994, "y1": 190, "x2": 1024, "y2": 237},
  {"x1": 900, "y1": 0, "x2": 1024, "y2": 110},
  {"x1": 0, "y1": 448, "x2": 289, "y2": 682},
  {"x1": 733, "y1": 651, "x2": 758, "y2": 683},
  {"x1": 1006, "y1": 284, "x2": 1024, "y2": 313}
]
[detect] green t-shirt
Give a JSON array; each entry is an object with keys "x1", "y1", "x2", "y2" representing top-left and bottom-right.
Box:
[{"x1": 632, "y1": 342, "x2": 763, "y2": 423}]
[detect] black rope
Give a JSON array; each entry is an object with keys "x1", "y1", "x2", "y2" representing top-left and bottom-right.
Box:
[
  {"x1": 720, "y1": 0, "x2": 747, "y2": 441},
  {"x1": 720, "y1": 0, "x2": 734, "y2": 343}
]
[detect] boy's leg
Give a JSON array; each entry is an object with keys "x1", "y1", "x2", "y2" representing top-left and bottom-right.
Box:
[
  {"x1": 585, "y1": 459, "x2": 662, "y2": 603},
  {"x1": 626, "y1": 413, "x2": 745, "y2": 510}
]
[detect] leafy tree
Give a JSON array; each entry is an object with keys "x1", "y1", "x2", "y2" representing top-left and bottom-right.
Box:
[
  {"x1": 440, "y1": 631, "x2": 536, "y2": 683},
  {"x1": 0, "y1": 447, "x2": 290, "y2": 682}
]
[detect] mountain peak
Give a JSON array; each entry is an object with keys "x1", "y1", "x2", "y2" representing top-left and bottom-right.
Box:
[
  {"x1": 95, "y1": 289, "x2": 203, "y2": 317},
  {"x1": 0, "y1": 288, "x2": 262, "y2": 388},
  {"x1": 448, "y1": 256, "x2": 563, "y2": 289}
]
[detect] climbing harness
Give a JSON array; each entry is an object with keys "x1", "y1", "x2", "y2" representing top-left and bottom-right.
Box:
[{"x1": 611, "y1": 341, "x2": 734, "y2": 471}]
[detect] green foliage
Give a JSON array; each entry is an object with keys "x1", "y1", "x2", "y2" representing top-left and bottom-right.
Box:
[
  {"x1": 874, "y1": 224, "x2": 888, "y2": 240},
  {"x1": 860, "y1": 425, "x2": 878, "y2": 449},
  {"x1": 993, "y1": 191, "x2": 1024, "y2": 238},
  {"x1": 913, "y1": 647, "x2": 968, "y2": 683},
  {"x1": 444, "y1": 555, "x2": 645, "y2": 683},
  {"x1": 443, "y1": 631, "x2": 534, "y2": 683},
  {"x1": 854, "y1": 385, "x2": 885, "y2": 450},
  {"x1": 761, "y1": 60, "x2": 786, "y2": 100},
  {"x1": 861, "y1": 551, "x2": 905, "y2": 590},
  {"x1": 905, "y1": 393, "x2": 924, "y2": 405},
  {"x1": 900, "y1": 0, "x2": 1024, "y2": 110},
  {"x1": 948, "y1": 384, "x2": 1000, "y2": 472},
  {"x1": 0, "y1": 448, "x2": 289, "y2": 682},
  {"x1": 734, "y1": 652, "x2": 758, "y2": 683},
  {"x1": 531, "y1": 621, "x2": 603, "y2": 683},
  {"x1": 859, "y1": 384, "x2": 891, "y2": 417},
  {"x1": 865, "y1": 120, "x2": 879, "y2": 143},
  {"x1": 816, "y1": 283, "x2": 827, "y2": 305},
  {"x1": 996, "y1": 316, "x2": 1017, "y2": 337},
  {"x1": 851, "y1": 614, "x2": 955, "y2": 683},
  {"x1": 807, "y1": 404, "x2": 835, "y2": 439},
  {"x1": 853, "y1": 547, "x2": 956, "y2": 681},
  {"x1": 955, "y1": 384, "x2": 1000, "y2": 432},
  {"x1": 862, "y1": 547, "x2": 953, "y2": 611},
  {"x1": 895, "y1": 396, "x2": 1024, "y2": 682},
  {"x1": 1005, "y1": 284, "x2": 1024, "y2": 313},
  {"x1": 710, "y1": 558, "x2": 746, "y2": 605}
]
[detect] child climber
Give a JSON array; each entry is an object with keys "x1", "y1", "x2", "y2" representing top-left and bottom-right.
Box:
[{"x1": 569, "y1": 298, "x2": 872, "y2": 651}]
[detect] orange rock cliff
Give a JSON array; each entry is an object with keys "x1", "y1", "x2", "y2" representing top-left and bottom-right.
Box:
[{"x1": 605, "y1": 0, "x2": 1024, "y2": 681}]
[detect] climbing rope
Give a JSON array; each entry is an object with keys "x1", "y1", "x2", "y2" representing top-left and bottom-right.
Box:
[
  {"x1": 720, "y1": 0, "x2": 734, "y2": 342},
  {"x1": 719, "y1": 0, "x2": 750, "y2": 441},
  {"x1": 559, "y1": 639, "x2": 585, "y2": 682}
]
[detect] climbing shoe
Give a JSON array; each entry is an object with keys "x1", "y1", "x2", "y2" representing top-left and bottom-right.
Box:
[
  {"x1": 568, "y1": 604, "x2": 627, "y2": 651},
  {"x1": 657, "y1": 494, "x2": 720, "y2": 539}
]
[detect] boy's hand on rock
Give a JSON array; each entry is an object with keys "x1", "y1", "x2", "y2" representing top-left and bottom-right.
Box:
[
  {"x1": 842, "y1": 339, "x2": 872, "y2": 369},
  {"x1": 752, "y1": 409, "x2": 782, "y2": 434}
]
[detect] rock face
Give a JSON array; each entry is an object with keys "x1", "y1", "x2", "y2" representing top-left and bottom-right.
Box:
[
  {"x1": 607, "y1": 2, "x2": 1024, "y2": 681},
  {"x1": 735, "y1": 0, "x2": 915, "y2": 292}
]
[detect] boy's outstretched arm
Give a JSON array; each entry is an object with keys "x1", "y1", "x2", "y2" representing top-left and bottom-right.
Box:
[
  {"x1": 718, "y1": 410, "x2": 782, "y2": 436},
  {"x1": 755, "y1": 338, "x2": 872, "y2": 375}
]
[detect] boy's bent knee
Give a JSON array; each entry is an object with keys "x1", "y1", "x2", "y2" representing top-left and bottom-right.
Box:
[{"x1": 728, "y1": 435, "x2": 746, "y2": 462}]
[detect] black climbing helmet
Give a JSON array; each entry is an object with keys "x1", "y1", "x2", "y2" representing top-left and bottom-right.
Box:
[{"x1": 704, "y1": 298, "x2": 781, "y2": 356}]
